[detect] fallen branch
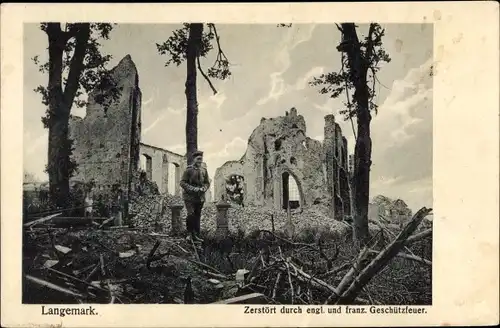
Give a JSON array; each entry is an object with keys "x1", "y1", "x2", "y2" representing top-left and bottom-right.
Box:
[
  {"x1": 46, "y1": 267, "x2": 107, "y2": 292},
  {"x1": 318, "y1": 262, "x2": 351, "y2": 279},
  {"x1": 25, "y1": 274, "x2": 84, "y2": 299},
  {"x1": 189, "y1": 238, "x2": 201, "y2": 262},
  {"x1": 85, "y1": 264, "x2": 100, "y2": 282},
  {"x1": 146, "y1": 241, "x2": 161, "y2": 270},
  {"x1": 369, "y1": 218, "x2": 420, "y2": 259},
  {"x1": 98, "y1": 217, "x2": 115, "y2": 229},
  {"x1": 99, "y1": 254, "x2": 106, "y2": 277},
  {"x1": 272, "y1": 272, "x2": 282, "y2": 299},
  {"x1": 184, "y1": 257, "x2": 226, "y2": 277},
  {"x1": 246, "y1": 251, "x2": 263, "y2": 283},
  {"x1": 368, "y1": 249, "x2": 432, "y2": 266},
  {"x1": 405, "y1": 228, "x2": 432, "y2": 245},
  {"x1": 258, "y1": 229, "x2": 338, "y2": 267},
  {"x1": 336, "y1": 207, "x2": 433, "y2": 304},
  {"x1": 147, "y1": 233, "x2": 190, "y2": 254},
  {"x1": 276, "y1": 259, "x2": 369, "y2": 305},
  {"x1": 284, "y1": 261, "x2": 295, "y2": 304},
  {"x1": 24, "y1": 213, "x2": 62, "y2": 228},
  {"x1": 327, "y1": 247, "x2": 371, "y2": 303}
]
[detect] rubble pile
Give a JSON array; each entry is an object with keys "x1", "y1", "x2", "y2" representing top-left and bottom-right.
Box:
[
  {"x1": 125, "y1": 189, "x2": 429, "y2": 246},
  {"x1": 22, "y1": 228, "x2": 223, "y2": 304},
  {"x1": 128, "y1": 193, "x2": 185, "y2": 230},
  {"x1": 194, "y1": 203, "x2": 348, "y2": 238},
  {"x1": 128, "y1": 194, "x2": 165, "y2": 230},
  {"x1": 22, "y1": 207, "x2": 432, "y2": 305},
  {"x1": 129, "y1": 197, "x2": 351, "y2": 238}
]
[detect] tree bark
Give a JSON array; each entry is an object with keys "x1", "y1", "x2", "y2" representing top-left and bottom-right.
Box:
[
  {"x1": 340, "y1": 23, "x2": 372, "y2": 247},
  {"x1": 47, "y1": 115, "x2": 71, "y2": 208},
  {"x1": 45, "y1": 23, "x2": 90, "y2": 208},
  {"x1": 185, "y1": 23, "x2": 203, "y2": 165}
]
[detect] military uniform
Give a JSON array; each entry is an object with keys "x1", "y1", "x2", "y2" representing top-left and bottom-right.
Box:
[{"x1": 180, "y1": 154, "x2": 210, "y2": 239}]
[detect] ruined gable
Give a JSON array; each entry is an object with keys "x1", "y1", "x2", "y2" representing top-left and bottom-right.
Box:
[
  {"x1": 215, "y1": 107, "x2": 351, "y2": 219},
  {"x1": 69, "y1": 55, "x2": 142, "y2": 194}
]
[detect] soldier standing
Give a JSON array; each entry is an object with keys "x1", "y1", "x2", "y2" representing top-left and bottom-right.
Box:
[{"x1": 180, "y1": 150, "x2": 210, "y2": 242}]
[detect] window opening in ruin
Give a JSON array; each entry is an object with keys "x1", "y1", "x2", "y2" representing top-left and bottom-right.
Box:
[
  {"x1": 302, "y1": 140, "x2": 307, "y2": 150},
  {"x1": 225, "y1": 174, "x2": 244, "y2": 206},
  {"x1": 140, "y1": 154, "x2": 153, "y2": 181},
  {"x1": 290, "y1": 157, "x2": 297, "y2": 166},
  {"x1": 282, "y1": 172, "x2": 301, "y2": 210},
  {"x1": 274, "y1": 139, "x2": 282, "y2": 151},
  {"x1": 167, "y1": 162, "x2": 177, "y2": 195},
  {"x1": 291, "y1": 124, "x2": 298, "y2": 128}
]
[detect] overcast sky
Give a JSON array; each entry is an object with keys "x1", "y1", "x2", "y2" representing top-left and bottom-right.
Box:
[{"x1": 23, "y1": 23, "x2": 433, "y2": 211}]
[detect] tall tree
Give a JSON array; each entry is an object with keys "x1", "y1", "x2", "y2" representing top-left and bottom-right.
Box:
[
  {"x1": 156, "y1": 23, "x2": 231, "y2": 164},
  {"x1": 310, "y1": 23, "x2": 391, "y2": 246},
  {"x1": 33, "y1": 23, "x2": 119, "y2": 208}
]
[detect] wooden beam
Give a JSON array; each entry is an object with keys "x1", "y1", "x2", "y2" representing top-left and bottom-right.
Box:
[{"x1": 212, "y1": 293, "x2": 267, "y2": 304}]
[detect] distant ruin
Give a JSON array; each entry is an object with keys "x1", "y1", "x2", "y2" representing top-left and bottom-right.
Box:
[
  {"x1": 69, "y1": 55, "x2": 187, "y2": 199},
  {"x1": 368, "y1": 195, "x2": 413, "y2": 223},
  {"x1": 214, "y1": 107, "x2": 351, "y2": 219}
]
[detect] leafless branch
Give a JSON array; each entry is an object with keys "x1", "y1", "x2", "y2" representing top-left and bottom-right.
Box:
[
  {"x1": 197, "y1": 55, "x2": 218, "y2": 95},
  {"x1": 210, "y1": 24, "x2": 229, "y2": 68},
  {"x1": 368, "y1": 249, "x2": 432, "y2": 266},
  {"x1": 405, "y1": 228, "x2": 432, "y2": 245}
]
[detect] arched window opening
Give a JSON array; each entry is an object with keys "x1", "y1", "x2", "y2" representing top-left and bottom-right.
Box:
[
  {"x1": 167, "y1": 162, "x2": 178, "y2": 195},
  {"x1": 140, "y1": 154, "x2": 152, "y2": 180},
  {"x1": 282, "y1": 172, "x2": 301, "y2": 210},
  {"x1": 225, "y1": 174, "x2": 245, "y2": 206}
]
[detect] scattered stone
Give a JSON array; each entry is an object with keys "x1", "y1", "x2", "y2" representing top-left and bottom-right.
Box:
[
  {"x1": 119, "y1": 251, "x2": 135, "y2": 258},
  {"x1": 43, "y1": 260, "x2": 59, "y2": 268},
  {"x1": 54, "y1": 245, "x2": 72, "y2": 254}
]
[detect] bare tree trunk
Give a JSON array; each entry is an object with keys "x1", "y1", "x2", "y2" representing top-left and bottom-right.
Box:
[
  {"x1": 341, "y1": 23, "x2": 372, "y2": 247},
  {"x1": 46, "y1": 24, "x2": 70, "y2": 208},
  {"x1": 45, "y1": 23, "x2": 90, "y2": 208},
  {"x1": 185, "y1": 23, "x2": 203, "y2": 165},
  {"x1": 47, "y1": 114, "x2": 71, "y2": 208}
]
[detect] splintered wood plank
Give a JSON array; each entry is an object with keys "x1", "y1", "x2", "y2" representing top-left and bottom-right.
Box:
[{"x1": 212, "y1": 293, "x2": 267, "y2": 304}]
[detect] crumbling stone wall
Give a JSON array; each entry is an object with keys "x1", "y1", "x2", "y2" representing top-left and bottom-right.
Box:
[
  {"x1": 69, "y1": 55, "x2": 142, "y2": 196},
  {"x1": 69, "y1": 55, "x2": 186, "y2": 203},
  {"x1": 369, "y1": 196, "x2": 413, "y2": 223},
  {"x1": 214, "y1": 160, "x2": 244, "y2": 201},
  {"x1": 215, "y1": 107, "x2": 351, "y2": 219},
  {"x1": 139, "y1": 143, "x2": 185, "y2": 196}
]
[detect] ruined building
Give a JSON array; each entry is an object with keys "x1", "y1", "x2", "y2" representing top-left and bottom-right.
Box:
[
  {"x1": 214, "y1": 108, "x2": 351, "y2": 219},
  {"x1": 69, "y1": 55, "x2": 186, "y2": 199}
]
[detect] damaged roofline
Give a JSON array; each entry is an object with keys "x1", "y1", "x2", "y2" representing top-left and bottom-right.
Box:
[{"x1": 139, "y1": 142, "x2": 185, "y2": 158}]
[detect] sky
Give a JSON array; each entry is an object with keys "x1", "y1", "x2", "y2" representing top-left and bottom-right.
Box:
[{"x1": 23, "y1": 23, "x2": 433, "y2": 212}]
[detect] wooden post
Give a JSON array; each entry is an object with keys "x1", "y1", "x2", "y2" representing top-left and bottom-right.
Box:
[
  {"x1": 215, "y1": 200, "x2": 231, "y2": 238},
  {"x1": 111, "y1": 187, "x2": 123, "y2": 226},
  {"x1": 284, "y1": 200, "x2": 295, "y2": 239},
  {"x1": 169, "y1": 204, "x2": 184, "y2": 236},
  {"x1": 153, "y1": 198, "x2": 165, "y2": 232}
]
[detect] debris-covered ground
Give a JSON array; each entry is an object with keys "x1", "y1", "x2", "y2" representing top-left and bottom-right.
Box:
[{"x1": 22, "y1": 192, "x2": 432, "y2": 305}]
